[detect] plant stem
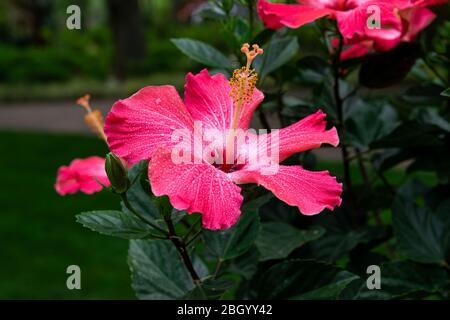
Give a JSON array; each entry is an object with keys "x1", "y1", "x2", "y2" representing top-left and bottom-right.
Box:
[
  {"x1": 164, "y1": 215, "x2": 200, "y2": 283},
  {"x1": 182, "y1": 216, "x2": 202, "y2": 242},
  {"x1": 120, "y1": 194, "x2": 168, "y2": 235},
  {"x1": 332, "y1": 35, "x2": 352, "y2": 193},
  {"x1": 213, "y1": 258, "x2": 224, "y2": 279},
  {"x1": 247, "y1": 0, "x2": 255, "y2": 38},
  {"x1": 185, "y1": 229, "x2": 202, "y2": 247}
]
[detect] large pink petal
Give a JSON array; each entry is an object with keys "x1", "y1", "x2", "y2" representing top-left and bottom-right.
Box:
[
  {"x1": 230, "y1": 165, "x2": 342, "y2": 215},
  {"x1": 148, "y1": 149, "x2": 243, "y2": 230},
  {"x1": 184, "y1": 69, "x2": 263, "y2": 131},
  {"x1": 257, "y1": 0, "x2": 333, "y2": 30},
  {"x1": 104, "y1": 86, "x2": 194, "y2": 164},
  {"x1": 244, "y1": 110, "x2": 338, "y2": 164}
]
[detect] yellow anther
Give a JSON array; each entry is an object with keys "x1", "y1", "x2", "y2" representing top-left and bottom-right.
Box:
[
  {"x1": 230, "y1": 43, "x2": 263, "y2": 107},
  {"x1": 240, "y1": 43, "x2": 263, "y2": 69},
  {"x1": 76, "y1": 94, "x2": 107, "y2": 141},
  {"x1": 77, "y1": 94, "x2": 92, "y2": 113}
]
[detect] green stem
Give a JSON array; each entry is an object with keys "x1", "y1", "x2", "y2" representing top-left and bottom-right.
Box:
[
  {"x1": 332, "y1": 34, "x2": 352, "y2": 194},
  {"x1": 164, "y1": 215, "x2": 201, "y2": 283},
  {"x1": 185, "y1": 229, "x2": 202, "y2": 247},
  {"x1": 182, "y1": 216, "x2": 202, "y2": 242},
  {"x1": 213, "y1": 258, "x2": 224, "y2": 279},
  {"x1": 120, "y1": 194, "x2": 168, "y2": 235},
  {"x1": 247, "y1": 0, "x2": 255, "y2": 39}
]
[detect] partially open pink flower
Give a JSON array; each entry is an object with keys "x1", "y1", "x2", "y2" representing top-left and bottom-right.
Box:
[
  {"x1": 337, "y1": 0, "x2": 445, "y2": 59},
  {"x1": 105, "y1": 46, "x2": 342, "y2": 230},
  {"x1": 258, "y1": 0, "x2": 445, "y2": 58},
  {"x1": 55, "y1": 157, "x2": 110, "y2": 196}
]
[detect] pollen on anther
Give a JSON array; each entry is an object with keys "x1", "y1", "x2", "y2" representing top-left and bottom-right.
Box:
[{"x1": 229, "y1": 43, "x2": 263, "y2": 105}]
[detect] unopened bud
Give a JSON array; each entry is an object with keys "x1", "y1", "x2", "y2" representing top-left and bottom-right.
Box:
[{"x1": 105, "y1": 153, "x2": 129, "y2": 193}]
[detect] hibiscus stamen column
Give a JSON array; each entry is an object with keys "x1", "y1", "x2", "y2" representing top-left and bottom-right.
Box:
[
  {"x1": 77, "y1": 94, "x2": 107, "y2": 141},
  {"x1": 226, "y1": 43, "x2": 263, "y2": 164}
]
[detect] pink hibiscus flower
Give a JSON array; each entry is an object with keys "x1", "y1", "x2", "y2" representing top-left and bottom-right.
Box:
[
  {"x1": 55, "y1": 156, "x2": 110, "y2": 196},
  {"x1": 258, "y1": 0, "x2": 446, "y2": 58},
  {"x1": 104, "y1": 44, "x2": 342, "y2": 230},
  {"x1": 338, "y1": 0, "x2": 445, "y2": 59}
]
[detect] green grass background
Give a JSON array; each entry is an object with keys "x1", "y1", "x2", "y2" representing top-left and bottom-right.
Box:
[{"x1": 0, "y1": 130, "x2": 133, "y2": 299}]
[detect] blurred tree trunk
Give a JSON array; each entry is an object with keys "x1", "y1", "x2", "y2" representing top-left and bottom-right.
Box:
[
  {"x1": 106, "y1": 0, "x2": 147, "y2": 80},
  {"x1": 10, "y1": 0, "x2": 53, "y2": 45}
]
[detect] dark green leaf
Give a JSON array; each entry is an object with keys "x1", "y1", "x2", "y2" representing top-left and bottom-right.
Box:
[
  {"x1": 123, "y1": 162, "x2": 186, "y2": 226},
  {"x1": 227, "y1": 247, "x2": 259, "y2": 280},
  {"x1": 185, "y1": 279, "x2": 234, "y2": 300},
  {"x1": 202, "y1": 209, "x2": 260, "y2": 261},
  {"x1": 346, "y1": 102, "x2": 398, "y2": 150},
  {"x1": 123, "y1": 161, "x2": 159, "y2": 220},
  {"x1": 254, "y1": 36, "x2": 299, "y2": 78},
  {"x1": 76, "y1": 210, "x2": 156, "y2": 239},
  {"x1": 241, "y1": 192, "x2": 273, "y2": 212},
  {"x1": 345, "y1": 261, "x2": 449, "y2": 299},
  {"x1": 441, "y1": 87, "x2": 450, "y2": 97},
  {"x1": 416, "y1": 109, "x2": 450, "y2": 133},
  {"x1": 372, "y1": 121, "x2": 444, "y2": 148},
  {"x1": 310, "y1": 208, "x2": 386, "y2": 262},
  {"x1": 403, "y1": 84, "x2": 446, "y2": 106},
  {"x1": 256, "y1": 223, "x2": 325, "y2": 261},
  {"x1": 171, "y1": 38, "x2": 232, "y2": 69},
  {"x1": 257, "y1": 260, "x2": 358, "y2": 299},
  {"x1": 128, "y1": 240, "x2": 208, "y2": 299},
  {"x1": 297, "y1": 56, "x2": 330, "y2": 85},
  {"x1": 393, "y1": 184, "x2": 448, "y2": 265}
]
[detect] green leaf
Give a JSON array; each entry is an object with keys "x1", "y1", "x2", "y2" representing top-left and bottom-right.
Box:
[
  {"x1": 171, "y1": 38, "x2": 232, "y2": 69},
  {"x1": 123, "y1": 162, "x2": 185, "y2": 226},
  {"x1": 256, "y1": 223, "x2": 325, "y2": 261},
  {"x1": 227, "y1": 247, "x2": 259, "y2": 280},
  {"x1": 256, "y1": 260, "x2": 359, "y2": 299},
  {"x1": 296, "y1": 56, "x2": 330, "y2": 85},
  {"x1": 241, "y1": 192, "x2": 273, "y2": 212},
  {"x1": 393, "y1": 190, "x2": 448, "y2": 265},
  {"x1": 371, "y1": 121, "x2": 444, "y2": 148},
  {"x1": 345, "y1": 102, "x2": 398, "y2": 150},
  {"x1": 254, "y1": 36, "x2": 299, "y2": 78},
  {"x1": 310, "y1": 208, "x2": 386, "y2": 262},
  {"x1": 76, "y1": 210, "x2": 157, "y2": 239},
  {"x1": 185, "y1": 279, "x2": 234, "y2": 300},
  {"x1": 345, "y1": 261, "x2": 449, "y2": 299},
  {"x1": 441, "y1": 87, "x2": 450, "y2": 97},
  {"x1": 416, "y1": 109, "x2": 450, "y2": 133},
  {"x1": 123, "y1": 161, "x2": 159, "y2": 220},
  {"x1": 202, "y1": 209, "x2": 260, "y2": 261},
  {"x1": 403, "y1": 84, "x2": 447, "y2": 106},
  {"x1": 128, "y1": 240, "x2": 208, "y2": 300}
]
